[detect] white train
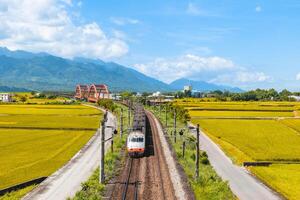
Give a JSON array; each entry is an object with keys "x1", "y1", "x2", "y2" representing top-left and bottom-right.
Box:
[
  {"x1": 127, "y1": 104, "x2": 146, "y2": 157},
  {"x1": 127, "y1": 131, "x2": 145, "y2": 157}
]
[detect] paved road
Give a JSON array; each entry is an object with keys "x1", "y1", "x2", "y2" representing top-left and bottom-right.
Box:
[
  {"x1": 23, "y1": 106, "x2": 117, "y2": 200},
  {"x1": 189, "y1": 124, "x2": 282, "y2": 200}
]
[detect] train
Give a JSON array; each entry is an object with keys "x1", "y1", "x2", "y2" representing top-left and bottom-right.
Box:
[{"x1": 127, "y1": 104, "x2": 146, "y2": 157}]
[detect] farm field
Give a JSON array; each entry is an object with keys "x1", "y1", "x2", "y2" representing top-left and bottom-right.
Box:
[
  {"x1": 177, "y1": 100, "x2": 300, "y2": 199},
  {"x1": 280, "y1": 119, "x2": 300, "y2": 133},
  {"x1": 193, "y1": 119, "x2": 300, "y2": 162},
  {"x1": 251, "y1": 164, "x2": 300, "y2": 200},
  {"x1": 0, "y1": 114, "x2": 99, "y2": 129},
  {"x1": 175, "y1": 100, "x2": 300, "y2": 111},
  {"x1": 0, "y1": 105, "x2": 100, "y2": 115},
  {"x1": 0, "y1": 129, "x2": 94, "y2": 189},
  {"x1": 0, "y1": 104, "x2": 102, "y2": 192},
  {"x1": 189, "y1": 110, "x2": 294, "y2": 118}
]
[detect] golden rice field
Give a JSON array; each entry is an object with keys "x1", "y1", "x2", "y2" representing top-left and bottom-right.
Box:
[
  {"x1": 175, "y1": 99, "x2": 300, "y2": 111},
  {"x1": 189, "y1": 110, "x2": 294, "y2": 118},
  {"x1": 251, "y1": 164, "x2": 300, "y2": 200},
  {"x1": 178, "y1": 99, "x2": 300, "y2": 199},
  {"x1": 194, "y1": 119, "x2": 300, "y2": 162},
  {"x1": 0, "y1": 104, "x2": 102, "y2": 191}
]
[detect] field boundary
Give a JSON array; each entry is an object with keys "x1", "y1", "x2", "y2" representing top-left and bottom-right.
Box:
[
  {"x1": 0, "y1": 126, "x2": 97, "y2": 131},
  {"x1": 188, "y1": 108, "x2": 294, "y2": 112},
  {"x1": 0, "y1": 177, "x2": 47, "y2": 196},
  {"x1": 191, "y1": 116, "x2": 300, "y2": 120}
]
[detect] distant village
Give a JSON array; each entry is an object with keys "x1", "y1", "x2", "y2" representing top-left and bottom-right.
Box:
[{"x1": 1, "y1": 83, "x2": 300, "y2": 103}]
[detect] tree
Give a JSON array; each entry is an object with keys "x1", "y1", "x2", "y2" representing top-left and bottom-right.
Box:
[{"x1": 20, "y1": 96, "x2": 27, "y2": 102}]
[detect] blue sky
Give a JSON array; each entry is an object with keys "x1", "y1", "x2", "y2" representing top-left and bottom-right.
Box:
[{"x1": 0, "y1": 0, "x2": 300, "y2": 90}]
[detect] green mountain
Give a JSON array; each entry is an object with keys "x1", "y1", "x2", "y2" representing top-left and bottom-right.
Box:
[
  {"x1": 0, "y1": 86, "x2": 29, "y2": 92},
  {"x1": 0, "y1": 47, "x2": 171, "y2": 92}
]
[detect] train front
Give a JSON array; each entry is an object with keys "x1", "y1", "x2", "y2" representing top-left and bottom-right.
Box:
[{"x1": 127, "y1": 131, "x2": 145, "y2": 157}]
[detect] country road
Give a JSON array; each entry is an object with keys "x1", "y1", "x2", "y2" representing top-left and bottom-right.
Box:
[
  {"x1": 189, "y1": 124, "x2": 282, "y2": 200},
  {"x1": 22, "y1": 106, "x2": 117, "y2": 200}
]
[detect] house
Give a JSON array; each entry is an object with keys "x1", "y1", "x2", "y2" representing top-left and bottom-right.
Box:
[
  {"x1": 0, "y1": 93, "x2": 12, "y2": 102},
  {"x1": 289, "y1": 95, "x2": 300, "y2": 101}
]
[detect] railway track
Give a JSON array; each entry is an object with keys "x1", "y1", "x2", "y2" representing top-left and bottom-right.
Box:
[
  {"x1": 121, "y1": 158, "x2": 140, "y2": 200},
  {"x1": 107, "y1": 109, "x2": 175, "y2": 200}
]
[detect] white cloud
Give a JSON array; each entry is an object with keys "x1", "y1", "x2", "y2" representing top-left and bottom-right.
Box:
[
  {"x1": 210, "y1": 71, "x2": 271, "y2": 84},
  {"x1": 0, "y1": 0, "x2": 128, "y2": 59},
  {"x1": 236, "y1": 71, "x2": 270, "y2": 82},
  {"x1": 255, "y1": 5, "x2": 262, "y2": 12},
  {"x1": 134, "y1": 54, "x2": 235, "y2": 83},
  {"x1": 134, "y1": 54, "x2": 271, "y2": 86},
  {"x1": 110, "y1": 17, "x2": 140, "y2": 26},
  {"x1": 296, "y1": 73, "x2": 300, "y2": 80},
  {"x1": 186, "y1": 3, "x2": 201, "y2": 16}
]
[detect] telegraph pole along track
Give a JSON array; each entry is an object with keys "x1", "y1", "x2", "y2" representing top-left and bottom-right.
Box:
[{"x1": 106, "y1": 105, "x2": 176, "y2": 200}]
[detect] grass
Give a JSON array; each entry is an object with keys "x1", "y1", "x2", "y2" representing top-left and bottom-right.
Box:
[
  {"x1": 193, "y1": 119, "x2": 300, "y2": 162},
  {"x1": 147, "y1": 105, "x2": 235, "y2": 199},
  {"x1": 72, "y1": 133, "x2": 127, "y2": 200},
  {"x1": 72, "y1": 103, "x2": 130, "y2": 200},
  {"x1": 251, "y1": 164, "x2": 300, "y2": 200},
  {"x1": 0, "y1": 104, "x2": 102, "y2": 199},
  {"x1": 0, "y1": 185, "x2": 36, "y2": 200}
]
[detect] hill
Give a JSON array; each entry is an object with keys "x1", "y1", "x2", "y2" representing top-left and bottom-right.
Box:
[
  {"x1": 170, "y1": 78, "x2": 243, "y2": 92},
  {"x1": 0, "y1": 47, "x2": 171, "y2": 92},
  {"x1": 0, "y1": 86, "x2": 30, "y2": 92}
]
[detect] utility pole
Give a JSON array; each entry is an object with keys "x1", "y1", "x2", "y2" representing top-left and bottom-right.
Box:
[
  {"x1": 99, "y1": 112, "x2": 107, "y2": 183},
  {"x1": 182, "y1": 141, "x2": 186, "y2": 158},
  {"x1": 174, "y1": 109, "x2": 177, "y2": 143},
  {"x1": 159, "y1": 104, "x2": 161, "y2": 116},
  {"x1": 128, "y1": 100, "x2": 131, "y2": 126},
  {"x1": 120, "y1": 108, "x2": 123, "y2": 138},
  {"x1": 165, "y1": 105, "x2": 168, "y2": 128},
  {"x1": 195, "y1": 124, "x2": 200, "y2": 179}
]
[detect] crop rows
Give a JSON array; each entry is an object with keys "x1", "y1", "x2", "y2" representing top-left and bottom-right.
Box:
[
  {"x1": 0, "y1": 104, "x2": 102, "y2": 190},
  {"x1": 177, "y1": 100, "x2": 300, "y2": 199}
]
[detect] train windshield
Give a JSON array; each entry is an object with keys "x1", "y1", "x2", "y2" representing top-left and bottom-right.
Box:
[{"x1": 131, "y1": 137, "x2": 144, "y2": 142}]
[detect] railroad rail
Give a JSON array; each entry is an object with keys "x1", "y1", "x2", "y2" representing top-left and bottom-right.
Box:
[
  {"x1": 107, "y1": 105, "x2": 175, "y2": 200},
  {"x1": 121, "y1": 158, "x2": 140, "y2": 200}
]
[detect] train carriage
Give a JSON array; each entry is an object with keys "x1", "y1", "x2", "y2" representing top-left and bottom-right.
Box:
[{"x1": 127, "y1": 104, "x2": 146, "y2": 157}]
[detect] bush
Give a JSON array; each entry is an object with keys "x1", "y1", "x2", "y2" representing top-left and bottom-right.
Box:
[{"x1": 97, "y1": 99, "x2": 117, "y2": 112}]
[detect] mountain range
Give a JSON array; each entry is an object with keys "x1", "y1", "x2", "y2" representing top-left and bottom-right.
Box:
[{"x1": 0, "y1": 47, "x2": 242, "y2": 92}]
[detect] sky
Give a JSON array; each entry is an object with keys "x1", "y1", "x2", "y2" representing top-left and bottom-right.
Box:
[{"x1": 0, "y1": 0, "x2": 300, "y2": 91}]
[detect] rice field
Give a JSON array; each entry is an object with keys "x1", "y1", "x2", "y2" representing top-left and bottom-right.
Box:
[
  {"x1": 280, "y1": 119, "x2": 300, "y2": 133},
  {"x1": 0, "y1": 129, "x2": 94, "y2": 189},
  {"x1": 189, "y1": 110, "x2": 294, "y2": 118},
  {"x1": 0, "y1": 104, "x2": 102, "y2": 191},
  {"x1": 194, "y1": 119, "x2": 300, "y2": 162},
  {"x1": 178, "y1": 99, "x2": 300, "y2": 199},
  {"x1": 0, "y1": 105, "x2": 100, "y2": 115},
  {"x1": 175, "y1": 99, "x2": 300, "y2": 111},
  {"x1": 251, "y1": 164, "x2": 300, "y2": 200}
]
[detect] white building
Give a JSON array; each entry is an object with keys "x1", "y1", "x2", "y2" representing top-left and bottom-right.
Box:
[
  {"x1": 289, "y1": 95, "x2": 300, "y2": 101},
  {"x1": 0, "y1": 93, "x2": 12, "y2": 102},
  {"x1": 183, "y1": 85, "x2": 192, "y2": 92}
]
